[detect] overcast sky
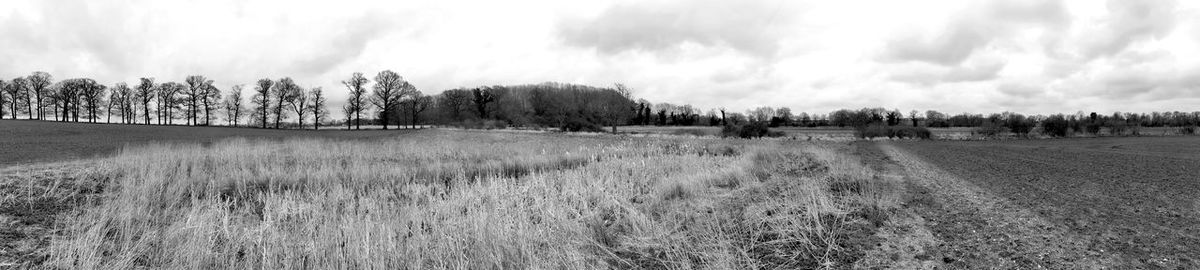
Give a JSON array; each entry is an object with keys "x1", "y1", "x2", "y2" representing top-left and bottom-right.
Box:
[{"x1": 1, "y1": 0, "x2": 1197, "y2": 116}]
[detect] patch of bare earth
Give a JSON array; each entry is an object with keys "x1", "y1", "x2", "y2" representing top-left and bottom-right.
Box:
[
  {"x1": 0, "y1": 162, "x2": 103, "y2": 268},
  {"x1": 894, "y1": 137, "x2": 1200, "y2": 269},
  {"x1": 852, "y1": 142, "x2": 1111, "y2": 269}
]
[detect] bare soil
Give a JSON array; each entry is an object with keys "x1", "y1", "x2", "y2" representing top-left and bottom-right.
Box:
[{"x1": 879, "y1": 136, "x2": 1200, "y2": 269}]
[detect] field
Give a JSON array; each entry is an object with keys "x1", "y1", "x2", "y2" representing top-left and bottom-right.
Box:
[
  {"x1": 620, "y1": 125, "x2": 978, "y2": 140},
  {"x1": 0, "y1": 120, "x2": 408, "y2": 167},
  {"x1": 1, "y1": 121, "x2": 903, "y2": 269},
  {"x1": 3, "y1": 121, "x2": 1198, "y2": 269},
  {"x1": 881, "y1": 137, "x2": 1200, "y2": 268}
]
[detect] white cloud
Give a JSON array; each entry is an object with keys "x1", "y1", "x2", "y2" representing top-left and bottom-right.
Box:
[{"x1": 0, "y1": 0, "x2": 1197, "y2": 118}]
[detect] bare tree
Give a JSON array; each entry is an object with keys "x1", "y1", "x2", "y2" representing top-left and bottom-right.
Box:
[
  {"x1": 437, "y1": 89, "x2": 471, "y2": 122},
  {"x1": 107, "y1": 83, "x2": 128, "y2": 123},
  {"x1": 909, "y1": 110, "x2": 920, "y2": 127},
  {"x1": 184, "y1": 75, "x2": 211, "y2": 125},
  {"x1": 272, "y1": 77, "x2": 297, "y2": 129},
  {"x1": 158, "y1": 82, "x2": 183, "y2": 125},
  {"x1": 253, "y1": 79, "x2": 273, "y2": 128},
  {"x1": 402, "y1": 92, "x2": 433, "y2": 129},
  {"x1": 26, "y1": 72, "x2": 52, "y2": 120},
  {"x1": 287, "y1": 85, "x2": 309, "y2": 129},
  {"x1": 5, "y1": 78, "x2": 26, "y2": 119},
  {"x1": 202, "y1": 83, "x2": 221, "y2": 125},
  {"x1": 310, "y1": 87, "x2": 328, "y2": 130},
  {"x1": 371, "y1": 70, "x2": 413, "y2": 130},
  {"x1": 0, "y1": 79, "x2": 7, "y2": 119},
  {"x1": 135, "y1": 78, "x2": 156, "y2": 125},
  {"x1": 223, "y1": 85, "x2": 244, "y2": 127},
  {"x1": 342, "y1": 72, "x2": 369, "y2": 130},
  {"x1": 471, "y1": 87, "x2": 496, "y2": 119},
  {"x1": 80, "y1": 80, "x2": 106, "y2": 123}
]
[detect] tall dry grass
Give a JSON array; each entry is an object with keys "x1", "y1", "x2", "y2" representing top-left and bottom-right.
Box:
[{"x1": 46, "y1": 130, "x2": 899, "y2": 269}]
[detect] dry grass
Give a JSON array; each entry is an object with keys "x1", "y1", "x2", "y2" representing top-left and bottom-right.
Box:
[{"x1": 38, "y1": 130, "x2": 899, "y2": 269}]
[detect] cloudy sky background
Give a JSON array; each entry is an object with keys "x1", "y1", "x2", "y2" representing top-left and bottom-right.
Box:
[{"x1": 1, "y1": 0, "x2": 1197, "y2": 117}]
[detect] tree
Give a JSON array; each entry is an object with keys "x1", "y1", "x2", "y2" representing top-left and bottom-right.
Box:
[
  {"x1": 253, "y1": 79, "x2": 273, "y2": 128},
  {"x1": 370, "y1": 70, "x2": 412, "y2": 130},
  {"x1": 909, "y1": 110, "x2": 920, "y2": 127},
  {"x1": 272, "y1": 77, "x2": 297, "y2": 129},
  {"x1": 401, "y1": 92, "x2": 433, "y2": 129},
  {"x1": 157, "y1": 82, "x2": 183, "y2": 125},
  {"x1": 184, "y1": 75, "x2": 211, "y2": 125},
  {"x1": 27, "y1": 72, "x2": 52, "y2": 120},
  {"x1": 0, "y1": 79, "x2": 7, "y2": 119},
  {"x1": 287, "y1": 85, "x2": 309, "y2": 129},
  {"x1": 224, "y1": 85, "x2": 244, "y2": 126},
  {"x1": 135, "y1": 78, "x2": 156, "y2": 125},
  {"x1": 5, "y1": 78, "x2": 26, "y2": 119},
  {"x1": 472, "y1": 87, "x2": 496, "y2": 119},
  {"x1": 107, "y1": 83, "x2": 129, "y2": 123},
  {"x1": 202, "y1": 83, "x2": 221, "y2": 125},
  {"x1": 885, "y1": 109, "x2": 903, "y2": 126},
  {"x1": 79, "y1": 79, "x2": 106, "y2": 123},
  {"x1": 342, "y1": 72, "x2": 370, "y2": 130},
  {"x1": 310, "y1": 87, "x2": 328, "y2": 130},
  {"x1": 437, "y1": 88, "x2": 472, "y2": 122},
  {"x1": 599, "y1": 83, "x2": 635, "y2": 132}
]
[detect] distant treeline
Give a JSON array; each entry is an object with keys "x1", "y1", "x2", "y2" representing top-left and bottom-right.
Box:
[{"x1": 1, "y1": 71, "x2": 1196, "y2": 136}]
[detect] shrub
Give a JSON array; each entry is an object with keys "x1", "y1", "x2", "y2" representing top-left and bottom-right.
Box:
[
  {"x1": 1084, "y1": 122, "x2": 1102, "y2": 135},
  {"x1": 561, "y1": 119, "x2": 604, "y2": 132},
  {"x1": 671, "y1": 128, "x2": 714, "y2": 137},
  {"x1": 1041, "y1": 114, "x2": 1071, "y2": 137},
  {"x1": 1182, "y1": 126, "x2": 1197, "y2": 135},
  {"x1": 890, "y1": 126, "x2": 932, "y2": 139},
  {"x1": 975, "y1": 121, "x2": 1007, "y2": 137},
  {"x1": 855, "y1": 125, "x2": 931, "y2": 140},
  {"x1": 456, "y1": 119, "x2": 508, "y2": 130},
  {"x1": 721, "y1": 122, "x2": 784, "y2": 139}
]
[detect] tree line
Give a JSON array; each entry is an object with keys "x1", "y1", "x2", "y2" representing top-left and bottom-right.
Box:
[{"x1": 2, "y1": 70, "x2": 1195, "y2": 136}]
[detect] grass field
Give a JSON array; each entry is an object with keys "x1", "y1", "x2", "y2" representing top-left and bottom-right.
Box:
[
  {"x1": 3, "y1": 121, "x2": 1198, "y2": 269},
  {"x1": 2, "y1": 121, "x2": 902, "y2": 269}
]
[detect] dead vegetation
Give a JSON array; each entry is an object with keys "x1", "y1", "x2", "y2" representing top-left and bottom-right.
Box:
[{"x1": 1, "y1": 130, "x2": 903, "y2": 269}]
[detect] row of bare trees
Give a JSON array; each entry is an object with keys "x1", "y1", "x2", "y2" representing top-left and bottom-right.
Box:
[
  {"x1": 340, "y1": 70, "x2": 419, "y2": 130},
  {"x1": 0, "y1": 72, "x2": 328, "y2": 129}
]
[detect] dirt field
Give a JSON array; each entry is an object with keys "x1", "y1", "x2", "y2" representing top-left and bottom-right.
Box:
[
  {"x1": 0, "y1": 120, "x2": 411, "y2": 167},
  {"x1": 619, "y1": 125, "x2": 976, "y2": 140},
  {"x1": 875, "y1": 136, "x2": 1200, "y2": 268}
]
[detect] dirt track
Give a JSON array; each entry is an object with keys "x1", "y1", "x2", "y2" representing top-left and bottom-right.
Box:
[{"x1": 868, "y1": 137, "x2": 1200, "y2": 269}]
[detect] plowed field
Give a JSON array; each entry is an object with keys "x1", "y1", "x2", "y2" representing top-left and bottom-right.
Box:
[{"x1": 887, "y1": 136, "x2": 1200, "y2": 269}]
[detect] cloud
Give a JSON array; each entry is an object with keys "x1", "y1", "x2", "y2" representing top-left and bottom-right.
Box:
[
  {"x1": 890, "y1": 61, "x2": 1005, "y2": 85},
  {"x1": 879, "y1": 0, "x2": 1068, "y2": 66},
  {"x1": 1082, "y1": 0, "x2": 1178, "y2": 58},
  {"x1": 556, "y1": 0, "x2": 798, "y2": 58}
]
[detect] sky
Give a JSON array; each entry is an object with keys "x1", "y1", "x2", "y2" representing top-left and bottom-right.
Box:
[{"x1": 1, "y1": 0, "x2": 1197, "y2": 117}]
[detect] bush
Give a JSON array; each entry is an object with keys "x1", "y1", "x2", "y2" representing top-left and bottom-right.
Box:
[
  {"x1": 1182, "y1": 126, "x2": 1197, "y2": 135},
  {"x1": 975, "y1": 121, "x2": 1007, "y2": 137},
  {"x1": 890, "y1": 126, "x2": 932, "y2": 139},
  {"x1": 1041, "y1": 115, "x2": 1071, "y2": 137},
  {"x1": 671, "y1": 128, "x2": 715, "y2": 137},
  {"x1": 456, "y1": 119, "x2": 508, "y2": 130},
  {"x1": 721, "y1": 122, "x2": 784, "y2": 139},
  {"x1": 561, "y1": 119, "x2": 604, "y2": 132},
  {"x1": 855, "y1": 125, "x2": 931, "y2": 140}
]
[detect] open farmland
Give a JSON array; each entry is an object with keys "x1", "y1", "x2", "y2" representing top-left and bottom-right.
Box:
[
  {"x1": 2, "y1": 126, "x2": 908, "y2": 269},
  {"x1": 879, "y1": 136, "x2": 1200, "y2": 268},
  {"x1": 0, "y1": 120, "x2": 407, "y2": 167}
]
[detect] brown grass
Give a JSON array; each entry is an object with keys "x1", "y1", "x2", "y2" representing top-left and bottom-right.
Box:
[{"x1": 35, "y1": 130, "x2": 899, "y2": 269}]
